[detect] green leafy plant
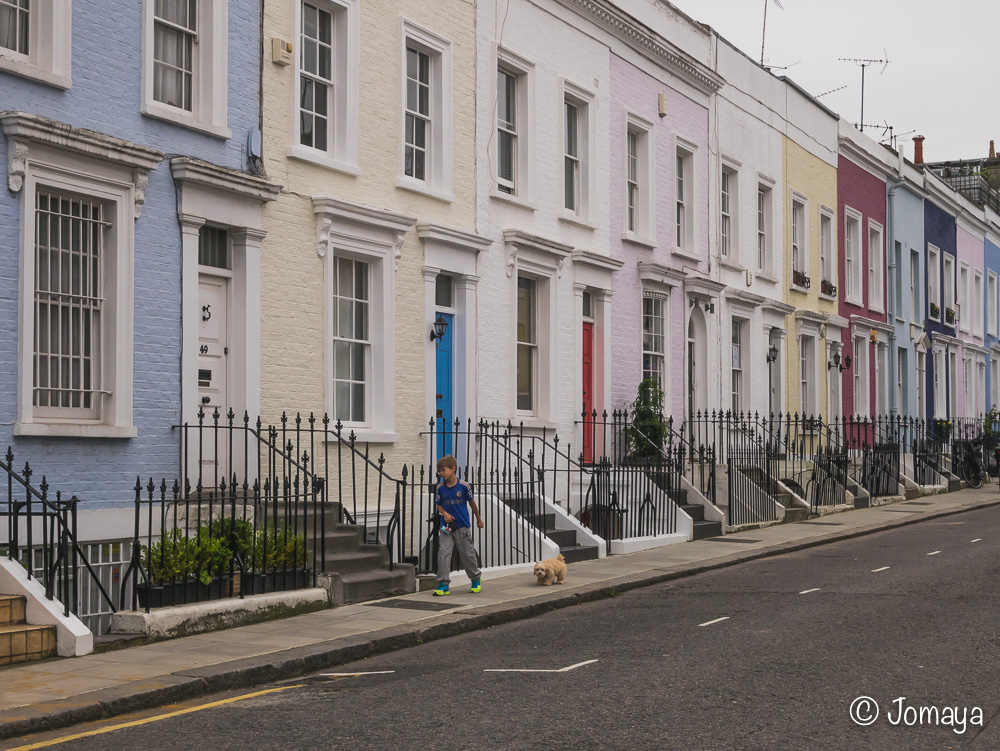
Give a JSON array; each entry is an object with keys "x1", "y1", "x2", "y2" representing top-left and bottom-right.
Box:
[
  {"x1": 208, "y1": 516, "x2": 255, "y2": 566},
  {"x1": 252, "y1": 523, "x2": 308, "y2": 570},
  {"x1": 141, "y1": 527, "x2": 233, "y2": 586},
  {"x1": 932, "y1": 418, "x2": 953, "y2": 442},
  {"x1": 626, "y1": 377, "x2": 667, "y2": 462},
  {"x1": 984, "y1": 405, "x2": 1000, "y2": 448}
]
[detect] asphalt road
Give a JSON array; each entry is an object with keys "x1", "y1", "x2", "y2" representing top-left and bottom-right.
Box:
[{"x1": 7, "y1": 504, "x2": 1000, "y2": 751}]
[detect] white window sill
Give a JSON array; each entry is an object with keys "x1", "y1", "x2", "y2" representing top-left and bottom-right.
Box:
[
  {"x1": 719, "y1": 259, "x2": 745, "y2": 273},
  {"x1": 287, "y1": 145, "x2": 362, "y2": 176},
  {"x1": 790, "y1": 284, "x2": 809, "y2": 294},
  {"x1": 509, "y1": 416, "x2": 559, "y2": 431},
  {"x1": 14, "y1": 422, "x2": 137, "y2": 439},
  {"x1": 672, "y1": 247, "x2": 701, "y2": 263},
  {"x1": 755, "y1": 272, "x2": 778, "y2": 284},
  {"x1": 845, "y1": 296, "x2": 863, "y2": 307},
  {"x1": 819, "y1": 293, "x2": 837, "y2": 303},
  {"x1": 870, "y1": 306, "x2": 885, "y2": 315},
  {"x1": 558, "y1": 210, "x2": 596, "y2": 230},
  {"x1": 396, "y1": 176, "x2": 455, "y2": 203},
  {"x1": 327, "y1": 430, "x2": 399, "y2": 444},
  {"x1": 141, "y1": 101, "x2": 231, "y2": 139},
  {"x1": 929, "y1": 317, "x2": 941, "y2": 324},
  {"x1": 0, "y1": 55, "x2": 70, "y2": 89},
  {"x1": 621, "y1": 231, "x2": 656, "y2": 249},
  {"x1": 490, "y1": 189, "x2": 536, "y2": 211}
]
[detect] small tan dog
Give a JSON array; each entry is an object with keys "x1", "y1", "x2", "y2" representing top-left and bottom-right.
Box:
[{"x1": 533, "y1": 553, "x2": 567, "y2": 586}]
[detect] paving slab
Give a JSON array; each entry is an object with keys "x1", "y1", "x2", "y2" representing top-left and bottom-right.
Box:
[{"x1": 0, "y1": 485, "x2": 997, "y2": 741}]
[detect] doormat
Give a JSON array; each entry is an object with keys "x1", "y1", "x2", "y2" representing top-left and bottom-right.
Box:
[
  {"x1": 705, "y1": 537, "x2": 763, "y2": 544},
  {"x1": 365, "y1": 599, "x2": 459, "y2": 611}
]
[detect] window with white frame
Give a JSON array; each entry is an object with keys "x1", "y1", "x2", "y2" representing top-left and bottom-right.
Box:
[
  {"x1": 916, "y1": 350, "x2": 926, "y2": 417},
  {"x1": 853, "y1": 335, "x2": 868, "y2": 416},
  {"x1": 974, "y1": 270, "x2": 984, "y2": 337},
  {"x1": 142, "y1": 0, "x2": 228, "y2": 136},
  {"x1": 331, "y1": 256, "x2": 369, "y2": 424},
  {"x1": 791, "y1": 196, "x2": 806, "y2": 280},
  {"x1": 978, "y1": 359, "x2": 986, "y2": 414},
  {"x1": 675, "y1": 144, "x2": 695, "y2": 253},
  {"x1": 800, "y1": 335, "x2": 815, "y2": 415},
  {"x1": 516, "y1": 276, "x2": 537, "y2": 412},
  {"x1": 731, "y1": 317, "x2": 744, "y2": 413},
  {"x1": 399, "y1": 22, "x2": 452, "y2": 196},
  {"x1": 495, "y1": 51, "x2": 532, "y2": 199},
  {"x1": 757, "y1": 183, "x2": 772, "y2": 271},
  {"x1": 845, "y1": 210, "x2": 862, "y2": 303},
  {"x1": 721, "y1": 165, "x2": 738, "y2": 260},
  {"x1": 624, "y1": 114, "x2": 653, "y2": 242},
  {"x1": 868, "y1": 222, "x2": 883, "y2": 311},
  {"x1": 989, "y1": 271, "x2": 998, "y2": 337},
  {"x1": 642, "y1": 293, "x2": 666, "y2": 388},
  {"x1": 564, "y1": 100, "x2": 580, "y2": 213},
  {"x1": 944, "y1": 253, "x2": 955, "y2": 324},
  {"x1": 562, "y1": 82, "x2": 593, "y2": 220},
  {"x1": 894, "y1": 243, "x2": 903, "y2": 318},
  {"x1": 897, "y1": 347, "x2": 907, "y2": 417},
  {"x1": 820, "y1": 209, "x2": 833, "y2": 287},
  {"x1": 911, "y1": 249, "x2": 921, "y2": 323},
  {"x1": 949, "y1": 350, "x2": 958, "y2": 416},
  {"x1": 932, "y1": 349, "x2": 944, "y2": 418},
  {"x1": 959, "y1": 263, "x2": 970, "y2": 333},
  {"x1": 0, "y1": 0, "x2": 70, "y2": 87},
  {"x1": 928, "y1": 245, "x2": 940, "y2": 319}
]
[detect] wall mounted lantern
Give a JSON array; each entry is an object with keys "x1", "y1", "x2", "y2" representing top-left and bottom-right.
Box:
[{"x1": 429, "y1": 315, "x2": 450, "y2": 342}]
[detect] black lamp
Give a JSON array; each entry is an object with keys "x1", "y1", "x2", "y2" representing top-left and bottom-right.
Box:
[
  {"x1": 828, "y1": 352, "x2": 841, "y2": 370},
  {"x1": 829, "y1": 353, "x2": 852, "y2": 372},
  {"x1": 766, "y1": 345, "x2": 779, "y2": 364},
  {"x1": 429, "y1": 315, "x2": 449, "y2": 341}
]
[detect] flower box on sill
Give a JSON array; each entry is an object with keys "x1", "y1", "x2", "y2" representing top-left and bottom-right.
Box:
[
  {"x1": 945, "y1": 307, "x2": 956, "y2": 324},
  {"x1": 793, "y1": 270, "x2": 811, "y2": 289},
  {"x1": 820, "y1": 279, "x2": 836, "y2": 297},
  {"x1": 930, "y1": 302, "x2": 941, "y2": 319}
]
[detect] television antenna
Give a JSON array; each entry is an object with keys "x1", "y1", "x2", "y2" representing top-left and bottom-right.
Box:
[
  {"x1": 815, "y1": 85, "x2": 846, "y2": 99},
  {"x1": 760, "y1": 0, "x2": 785, "y2": 67},
  {"x1": 838, "y1": 52, "x2": 890, "y2": 132}
]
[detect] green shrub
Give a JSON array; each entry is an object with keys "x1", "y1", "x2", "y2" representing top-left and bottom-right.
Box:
[
  {"x1": 142, "y1": 526, "x2": 233, "y2": 586},
  {"x1": 208, "y1": 516, "x2": 255, "y2": 566},
  {"x1": 625, "y1": 377, "x2": 667, "y2": 462},
  {"x1": 252, "y1": 523, "x2": 308, "y2": 570}
]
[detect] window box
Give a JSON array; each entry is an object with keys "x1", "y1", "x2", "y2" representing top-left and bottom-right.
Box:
[
  {"x1": 945, "y1": 307, "x2": 956, "y2": 325},
  {"x1": 821, "y1": 279, "x2": 836, "y2": 297},
  {"x1": 930, "y1": 302, "x2": 941, "y2": 320},
  {"x1": 793, "y1": 270, "x2": 811, "y2": 289}
]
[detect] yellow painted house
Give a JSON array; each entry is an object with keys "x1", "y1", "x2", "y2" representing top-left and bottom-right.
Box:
[
  {"x1": 258, "y1": 0, "x2": 487, "y2": 469},
  {"x1": 781, "y1": 82, "x2": 840, "y2": 418}
]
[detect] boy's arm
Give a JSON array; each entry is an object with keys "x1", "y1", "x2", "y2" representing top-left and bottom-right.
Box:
[{"x1": 469, "y1": 498, "x2": 484, "y2": 529}]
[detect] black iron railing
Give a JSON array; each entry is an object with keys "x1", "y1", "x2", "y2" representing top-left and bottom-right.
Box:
[{"x1": 2, "y1": 448, "x2": 117, "y2": 627}]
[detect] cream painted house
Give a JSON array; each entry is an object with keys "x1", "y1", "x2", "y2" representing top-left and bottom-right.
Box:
[{"x1": 258, "y1": 0, "x2": 487, "y2": 469}]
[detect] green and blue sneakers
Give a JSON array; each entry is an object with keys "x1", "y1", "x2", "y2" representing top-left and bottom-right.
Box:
[
  {"x1": 433, "y1": 583, "x2": 450, "y2": 596},
  {"x1": 470, "y1": 578, "x2": 482, "y2": 593}
]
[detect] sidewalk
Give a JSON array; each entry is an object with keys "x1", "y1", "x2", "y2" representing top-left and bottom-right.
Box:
[{"x1": 1, "y1": 486, "x2": 998, "y2": 739}]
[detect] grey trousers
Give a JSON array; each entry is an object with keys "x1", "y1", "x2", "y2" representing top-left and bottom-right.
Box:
[{"x1": 437, "y1": 526, "x2": 481, "y2": 584}]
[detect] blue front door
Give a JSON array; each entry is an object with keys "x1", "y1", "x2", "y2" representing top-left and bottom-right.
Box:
[{"x1": 435, "y1": 313, "x2": 455, "y2": 459}]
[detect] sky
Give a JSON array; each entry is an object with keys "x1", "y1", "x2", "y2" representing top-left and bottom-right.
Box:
[{"x1": 670, "y1": 0, "x2": 1000, "y2": 163}]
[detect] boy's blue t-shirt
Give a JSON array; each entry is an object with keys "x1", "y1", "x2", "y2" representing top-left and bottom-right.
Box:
[{"x1": 436, "y1": 480, "x2": 474, "y2": 528}]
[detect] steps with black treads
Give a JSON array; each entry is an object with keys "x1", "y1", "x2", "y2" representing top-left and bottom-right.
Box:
[{"x1": 503, "y1": 496, "x2": 600, "y2": 563}]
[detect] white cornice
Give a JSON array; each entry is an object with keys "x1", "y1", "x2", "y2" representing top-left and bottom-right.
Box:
[
  {"x1": 724, "y1": 289, "x2": 766, "y2": 308},
  {"x1": 416, "y1": 223, "x2": 493, "y2": 254},
  {"x1": 171, "y1": 157, "x2": 281, "y2": 203},
  {"x1": 313, "y1": 195, "x2": 417, "y2": 269},
  {"x1": 637, "y1": 261, "x2": 687, "y2": 287},
  {"x1": 551, "y1": 0, "x2": 723, "y2": 96},
  {"x1": 849, "y1": 314, "x2": 893, "y2": 334},
  {"x1": 762, "y1": 300, "x2": 796, "y2": 316},
  {"x1": 503, "y1": 229, "x2": 573, "y2": 278},
  {"x1": 571, "y1": 249, "x2": 625, "y2": 273}
]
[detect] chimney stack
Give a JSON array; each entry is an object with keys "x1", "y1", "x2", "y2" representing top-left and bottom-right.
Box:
[
  {"x1": 913, "y1": 135, "x2": 925, "y2": 165},
  {"x1": 990, "y1": 140, "x2": 996, "y2": 159}
]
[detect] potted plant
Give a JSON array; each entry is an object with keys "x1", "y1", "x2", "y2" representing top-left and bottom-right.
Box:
[
  {"x1": 793, "y1": 269, "x2": 811, "y2": 289},
  {"x1": 930, "y1": 302, "x2": 941, "y2": 319},
  {"x1": 624, "y1": 378, "x2": 666, "y2": 463},
  {"x1": 209, "y1": 516, "x2": 255, "y2": 595},
  {"x1": 945, "y1": 307, "x2": 956, "y2": 325},
  {"x1": 138, "y1": 527, "x2": 233, "y2": 608},
  {"x1": 931, "y1": 418, "x2": 953, "y2": 444},
  {"x1": 247, "y1": 522, "x2": 310, "y2": 593},
  {"x1": 821, "y1": 279, "x2": 837, "y2": 297}
]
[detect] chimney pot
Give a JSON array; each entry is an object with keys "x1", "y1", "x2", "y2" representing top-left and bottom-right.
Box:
[
  {"x1": 990, "y1": 139, "x2": 996, "y2": 159},
  {"x1": 913, "y1": 135, "x2": 925, "y2": 165}
]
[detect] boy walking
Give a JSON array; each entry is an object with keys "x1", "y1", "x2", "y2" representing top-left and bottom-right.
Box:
[{"x1": 433, "y1": 455, "x2": 484, "y2": 596}]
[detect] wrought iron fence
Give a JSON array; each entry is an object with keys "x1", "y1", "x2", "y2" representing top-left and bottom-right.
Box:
[{"x1": 2, "y1": 448, "x2": 117, "y2": 626}]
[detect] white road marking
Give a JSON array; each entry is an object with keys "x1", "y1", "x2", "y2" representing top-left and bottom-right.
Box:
[
  {"x1": 971, "y1": 538, "x2": 983, "y2": 543},
  {"x1": 871, "y1": 566, "x2": 890, "y2": 572},
  {"x1": 927, "y1": 550, "x2": 942, "y2": 556},
  {"x1": 698, "y1": 616, "x2": 730, "y2": 627},
  {"x1": 799, "y1": 588, "x2": 821, "y2": 595},
  {"x1": 484, "y1": 659, "x2": 599, "y2": 673},
  {"x1": 320, "y1": 671, "x2": 396, "y2": 677}
]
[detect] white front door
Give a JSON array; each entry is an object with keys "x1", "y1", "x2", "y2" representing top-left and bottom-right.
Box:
[{"x1": 197, "y1": 273, "x2": 229, "y2": 485}]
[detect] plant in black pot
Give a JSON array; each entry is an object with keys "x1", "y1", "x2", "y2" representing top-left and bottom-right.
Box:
[
  {"x1": 138, "y1": 527, "x2": 233, "y2": 608},
  {"x1": 248, "y1": 522, "x2": 310, "y2": 593}
]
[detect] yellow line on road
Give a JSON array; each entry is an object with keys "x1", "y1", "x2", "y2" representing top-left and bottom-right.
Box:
[{"x1": 6, "y1": 684, "x2": 305, "y2": 751}]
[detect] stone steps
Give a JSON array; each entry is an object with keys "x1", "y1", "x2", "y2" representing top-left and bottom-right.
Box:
[{"x1": 0, "y1": 595, "x2": 57, "y2": 666}]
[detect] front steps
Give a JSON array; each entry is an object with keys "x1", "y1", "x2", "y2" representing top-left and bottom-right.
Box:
[
  {"x1": 0, "y1": 595, "x2": 56, "y2": 666},
  {"x1": 668, "y1": 487, "x2": 722, "y2": 540},
  {"x1": 504, "y1": 496, "x2": 600, "y2": 562},
  {"x1": 275, "y1": 502, "x2": 413, "y2": 605}
]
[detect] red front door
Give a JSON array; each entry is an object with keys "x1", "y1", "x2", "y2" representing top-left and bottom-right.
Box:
[{"x1": 582, "y1": 321, "x2": 594, "y2": 463}]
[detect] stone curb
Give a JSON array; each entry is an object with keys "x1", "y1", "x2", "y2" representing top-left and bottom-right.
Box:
[{"x1": 1, "y1": 497, "x2": 997, "y2": 741}]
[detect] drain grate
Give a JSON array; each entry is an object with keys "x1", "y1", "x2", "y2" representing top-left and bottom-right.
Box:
[{"x1": 365, "y1": 599, "x2": 459, "y2": 611}]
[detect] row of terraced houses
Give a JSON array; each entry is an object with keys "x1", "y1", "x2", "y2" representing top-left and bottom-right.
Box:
[{"x1": 3, "y1": 0, "x2": 1000, "y2": 648}]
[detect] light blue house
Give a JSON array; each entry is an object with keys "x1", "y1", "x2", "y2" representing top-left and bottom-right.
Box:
[{"x1": 0, "y1": 2, "x2": 277, "y2": 539}]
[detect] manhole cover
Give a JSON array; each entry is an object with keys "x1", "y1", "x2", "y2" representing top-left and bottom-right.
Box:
[{"x1": 365, "y1": 599, "x2": 458, "y2": 611}]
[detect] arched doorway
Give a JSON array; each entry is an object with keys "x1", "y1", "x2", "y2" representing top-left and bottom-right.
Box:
[{"x1": 687, "y1": 305, "x2": 708, "y2": 419}]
